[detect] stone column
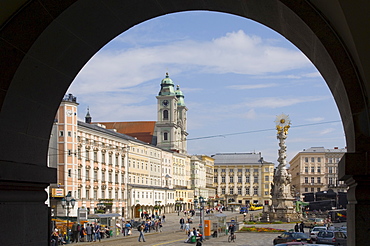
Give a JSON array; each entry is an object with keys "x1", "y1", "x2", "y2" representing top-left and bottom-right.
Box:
[
  {"x1": 0, "y1": 160, "x2": 55, "y2": 246},
  {"x1": 339, "y1": 152, "x2": 370, "y2": 246}
]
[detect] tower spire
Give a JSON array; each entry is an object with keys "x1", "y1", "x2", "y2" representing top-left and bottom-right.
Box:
[{"x1": 85, "y1": 107, "x2": 92, "y2": 124}]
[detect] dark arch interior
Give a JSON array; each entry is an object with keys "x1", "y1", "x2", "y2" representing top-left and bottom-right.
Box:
[{"x1": 1, "y1": 1, "x2": 369, "y2": 245}]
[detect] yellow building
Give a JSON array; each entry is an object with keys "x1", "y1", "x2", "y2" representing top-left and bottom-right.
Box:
[{"x1": 212, "y1": 152, "x2": 274, "y2": 207}]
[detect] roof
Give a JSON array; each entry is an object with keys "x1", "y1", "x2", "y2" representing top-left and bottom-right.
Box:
[
  {"x1": 302, "y1": 147, "x2": 347, "y2": 153},
  {"x1": 96, "y1": 121, "x2": 156, "y2": 144},
  {"x1": 88, "y1": 213, "x2": 121, "y2": 219},
  {"x1": 211, "y1": 152, "x2": 273, "y2": 165}
]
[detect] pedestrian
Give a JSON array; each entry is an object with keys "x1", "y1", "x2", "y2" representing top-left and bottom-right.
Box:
[
  {"x1": 138, "y1": 224, "x2": 146, "y2": 242},
  {"x1": 158, "y1": 219, "x2": 163, "y2": 232},
  {"x1": 162, "y1": 214, "x2": 166, "y2": 222},
  {"x1": 294, "y1": 223, "x2": 299, "y2": 232},
  {"x1": 51, "y1": 229, "x2": 59, "y2": 246},
  {"x1": 299, "y1": 221, "x2": 304, "y2": 233},
  {"x1": 71, "y1": 222, "x2": 79, "y2": 243},
  {"x1": 86, "y1": 223, "x2": 93, "y2": 242},
  {"x1": 79, "y1": 226, "x2": 86, "y2": 242},
  {"x1": 94, "y1": 224, "x2": 101, "y2": 242},
  {"x1": 125, "y1": 221, "x2": 132, "y2": 236},
  {"x1": 185, "y1": 221, "x2": 190, "y2": 235},
  {"x1": 180, "y1": 217, "x2": 185, "y2": 230}
]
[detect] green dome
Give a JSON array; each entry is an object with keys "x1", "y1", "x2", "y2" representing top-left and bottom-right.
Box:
[
  {"x1": 158, "y1": 73, "x2": 175, "y2": 96},
  {"x1": 176, "y1": 85, "x2": 186, "y2": 106}
]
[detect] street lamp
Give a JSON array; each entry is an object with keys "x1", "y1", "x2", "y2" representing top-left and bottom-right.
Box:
[
  {"x1": 199, "y1": 196, "x2": 205, "y2": 241},
  {"x1": 61, "y1": 193, "x2": 76, "y2": 244}
]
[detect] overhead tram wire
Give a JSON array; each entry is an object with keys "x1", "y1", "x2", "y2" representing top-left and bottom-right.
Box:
[{"x1": 186, "y1": 120, "x2": 342, "y2": 141}]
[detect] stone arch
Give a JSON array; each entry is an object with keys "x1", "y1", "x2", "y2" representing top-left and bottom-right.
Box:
[{"x1": 1, "y1": 1, "x2": 369, "y2": 245}]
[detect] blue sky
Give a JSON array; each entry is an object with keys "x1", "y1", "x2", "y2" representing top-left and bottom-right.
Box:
[{"x1": 68, "y1": 11, "x2": 345, "y2": 165}]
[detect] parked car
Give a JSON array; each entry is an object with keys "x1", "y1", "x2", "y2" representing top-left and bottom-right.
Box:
[
  {"x1": 304, "y1": 218, "x2": 325, "y2": 228},
  {"x1": 275, "y1": 242, "x2": 308, "y2": 246},
  {"x1": 316, "y1": 230, "x2": 347, "y2": 245},
  {"x1": 239, "y1": 207, "x2": 248, "y2": 214},
  {"x1": 310, "y1": 226, "x2": 328, "y2": 241},
  {"x1": 273, "y1": 232, "x2": 312, "y2": 245}
]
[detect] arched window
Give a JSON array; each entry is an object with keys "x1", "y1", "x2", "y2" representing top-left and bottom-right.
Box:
[
  {"x1": 164, "y1": 132, "x2": 168, "y2": 141},
  {"x1": 163, "y1": 110, "x2": 168, "y2": 120}
]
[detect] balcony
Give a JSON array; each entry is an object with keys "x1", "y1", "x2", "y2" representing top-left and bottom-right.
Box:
[{"x1": 328, "y1": 184, "x2": 347, "y2": 188}]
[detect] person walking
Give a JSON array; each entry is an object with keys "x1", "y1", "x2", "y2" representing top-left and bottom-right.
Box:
[
  {"x1": 185, "y1": 221, "x2": 190, "y2": 235},
  {"x1": 299, "y1": 221, "x2": 305, "y2": 233},
  {"x1": 125, "y1": 221, "x2": 132, "y2": 236},
  {"x1": 180, "y1": 217, "x2": 185, "y2": 230},
  {"x1": 294, "y1": 223, "x2": 299, "y2": 232},
  {"x1": 138, "y1": 224, "x2": 146, "y2": 242},
  {"x1": 162, "y1": 214, "x2": 166, "y2": 222}
]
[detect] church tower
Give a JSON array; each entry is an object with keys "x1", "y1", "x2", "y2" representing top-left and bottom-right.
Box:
[{"x1": 155, "y1": 73, "x2": 188, "y2": 153}]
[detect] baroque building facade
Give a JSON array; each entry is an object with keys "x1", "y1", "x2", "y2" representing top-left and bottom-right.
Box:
[
  {"x1": 49, "y1": 74, "x2": 198, "y2": 221},
  {"x1": 289, "y1": 146, "x2": 347, "y2": 199},
  {"x1": 212, "y1": 152, "x2": 274, "y2": 206}
]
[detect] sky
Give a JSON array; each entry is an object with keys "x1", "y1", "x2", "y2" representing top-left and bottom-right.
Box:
[{"x1": 68, "y1": 11, "x2": 346, "y2": 166}]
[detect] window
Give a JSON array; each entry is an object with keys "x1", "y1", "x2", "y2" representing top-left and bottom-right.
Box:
[
  {"x1": 59, "y1": 131, "x2": 64, "y2": 137},
  {"x1": 304, "y1": 177, "x2": 308, "y2": 183},
  {"x1": 164, "y1": 132, "x2": 168, "y2": 141},
  {"x1": 254, "y1": 169, "x2": 258, "y2": 173},
  {"x1": 221, "y1": 188, "x2": 225, "y2": 194},
  {"x1": 78, "y1": 169, "x2": 81, "y2": 179},
  {"x1": 311, "y1": 188, "x2": 314, "y2": 192},
  {"x1": 265, "y1": 176, "x2": 269, "y2": 182},
  {"x1": 305, "y1": 188, "x2": 308, "y2": 192},
  {"x1": 68, "y1": 169, "x2": 72, "y2": 177},
  {"x1": 238, "y1": 169, "x2": 242, "y2": 173},
  {"x1": 245, "y1": 169, "x2": 250, "y2": 173},
  {"x1": 328, "y1": 158, "x2": 333, "y2": 163},
  {"x1": 86, "y1": 150, "x2": 89, "y2": 160},
  {"x1": 311, "y1": 166, "x2": 315, "y2": 173},
  {"x1": 329, "y1": 167, "x2": 333, "y2": 173},
  {"x1": 245, "y1": 188, "x2": 250, "y2": 195},
  {"x1": 214, "y1": 176, "x2": 218, "y2": 183},
  {"x1": 317, "y1": 177, "x2": 321, "y2": 183},
  {"x1": 246, "y1": 176, "x2": 250, "y2": 183},
  {"x1": 264, "y1": 167, "x2": 269, "y2": 172},
  {"x1": 229, "y1": 176, "x2": 234, "y2": 183},
  {"x1": 93, "y1": 152, "x2": 97, "y2": 162},
  {"x1": 254, "y1": 188, "x2": 258, "y2": 195},
  {"x1": 109, "y1": 154, "x2": 112, "y2": 164},
  {"x1": 102, "y1": 152, "x2": 105, "y2": 163},
  {"x1": 86, "y1": 190, "x2": 90, "y2": 199},
  {"x1": 311, "y1": 177, "x2": 315, "y2": 183},
  {"x1": 317, "y1": 157, "x2": 321, "y2": 162},
  {"x1": 317, "y1": 166, "x2": 321, "y2": 173},
  {"x1": 86, "y1": 170, "x2": 90, "y2": 180},
  {"x1": 102, "y1": 172, "x2": 105, "y2": 182},
  {"x1": 68, "y1": 149, "x2": 72, "y2": 156},
  {"x1": 305, "y1": 157, "x2": 308, "y2": 162},
  {"x1": 221, "y1": 169, "x2": 226, "y2": 173},
  {"x1": 109, "y1": 173, "x2": 112, "y2": 182},
  {"x1": 238, "y1": 188, "x2": 242, "y2": 195},
  {"x1": 221, "y1": 176, "x2": 225, "y2": 183},
  {"x1": 94, "y1": 171, "x2": 97, "y2": 180},
  {"x1": 238, "y1": 176, "x2": 242, "y2": 183},
  {"x1": 311, "y1": 157, "x2": 315, "y2": 162},
  {"x1": 163, "y1": 110, "x2": 168, "y2": 120},
  {"x1": 77, "y1": 148, "x2": 81, "y2": 159},
  {"x1": 68, "y1": 131, "x2": 72, "y2": 137},
  {"x1": 265, "y1": 184, "x2": 269, "y2": 189},
  {"x1": 214, "y1": 169, "x2": 218, "y2": 173},
  {"x1": 229, "y1": 169, "x2": 234, "y2": 173},
  {"x1": 230, "y1": 188, "x2": 234, "y2": 194},
  {"x1": 254, "y1": 176, "x2": 258, "y2": 183},
  {"x1": 305, "y1": 166, "x2": 308, "y2": 173},
  {"x1": 329, "y1": 177, "x2": 333, "y2": 184}
]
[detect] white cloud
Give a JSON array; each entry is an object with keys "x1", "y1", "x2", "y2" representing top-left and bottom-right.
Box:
[
  {"x1": 227, "y1": 83, "x2": 278, "y2": 90},
  {"x1": 318, "y1": 128, "x2": 335, "y2": 135},
  {"x1": 240, "y1": 96, "x2": 329, "y2": 109},
  {"x1": 69, "y1": 30, "x2": 311, "y2": 96},
  {"x1": 306, "y1": 117, "x2": 325, "y2": 122}
]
